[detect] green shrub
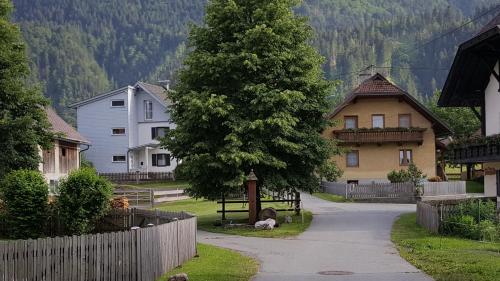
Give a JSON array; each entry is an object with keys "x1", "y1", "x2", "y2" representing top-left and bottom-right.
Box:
[
  {"x1": 478, "y1": 220, "x2": 499, "y2": 242},
  {"x1": 387, "y1": 169, "x2": 410, "y2": 183},
  {"x1": 57, "y1": 168, "x2": 113, "y2": 235},
  {"x1": 0, "y1": 170, "x2": 49, "y2": 239}
]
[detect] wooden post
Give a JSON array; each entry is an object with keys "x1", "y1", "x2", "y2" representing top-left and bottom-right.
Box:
[
  {"x1": 150, "y1": 189, "x2": 155, "y2": 209},
  {"x1": 294, "y1": 192, "x2": 301, "y2": 215},
  {"x1": 221, "y1": 193, "x2": 226, "y2": 221},
  {"x1": 247, "y1": 169, "x2": 258, "y2": 225}
]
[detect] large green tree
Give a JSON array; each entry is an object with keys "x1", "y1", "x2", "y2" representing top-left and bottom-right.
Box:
[
  {"x1": 0, "y1": 0, "x2": 52, "y2": 179},
  {"x1": 426, "y1": 91, "x2": 481, "y2": 138},
  {"x1": 163, "y1": 0, "x2": 340, "y2": 199}
]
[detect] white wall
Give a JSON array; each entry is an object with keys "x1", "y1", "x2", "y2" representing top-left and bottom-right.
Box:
[
  {"x1": 485, "y1": 62, "x2": 500, "y2": 136},
  {"x1": 77, "y1": 89, "x2": 130, "y2": 173}
]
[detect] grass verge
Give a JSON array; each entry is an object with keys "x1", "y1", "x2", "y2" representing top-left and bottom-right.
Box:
[
  {"x1": 466, "y1": 180, "x2": 484, "y2": 193},
  {"x1": 157, "y1": 198, "x2": 313, "y2": 238},
  {"x1": 159, "y1": 243, "x2": 258, "y2": 281},
  {"x1": 392, "y1": 213, "x2": 500, "y2": 281},
  {"x1": 312, "y1": 192, "x2": 349, "y2": 202}
]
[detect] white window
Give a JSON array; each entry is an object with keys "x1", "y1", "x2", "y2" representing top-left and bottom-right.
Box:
[
  {"x1": 112, "y1": 128, "x2": 126, "y2": 135},
  {"x1": 112, "y1": 155, "x2": 126, "y2": 162},
  {"x1": 372, "y1": 115, "x2": 385, "y2": 128},
  {"x1": 152, "y1": 154, "x2": 170, "y2": 167},
  {"x1": 144, "y1": 100, "x2": 153, "y2": 120},
  {"x1": 399, "y1": 149, "x2": 413, "y2": 166},
  {"x1": 346, "y1": 151, "x2": 359, "y2": 167},
  {"x1": 399, "y1": 114, "x2": 411, "y2": 128},
  {"x1": 111, "y1": 100, "x2": 125, "y2": 107},
  {"x1": 344, "y1": 116, "x2": 358, "y2": 129}
]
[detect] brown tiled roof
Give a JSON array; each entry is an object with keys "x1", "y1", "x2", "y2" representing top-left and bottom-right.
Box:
[
  {"x1": 478, "y1": 12, "x2": 500, "y2": 35},
  {"x1": 352, "y1": 73, "x2": 403, "y2": 95},
  {"x1": 138, "y1": 82, "x2": 172, "y2": 106},
  {"x1": 328, "y1": 73, "x2": 452, "y2": 136},
  {"x1": 46, "y1": 107, "x2": 89, "y2": 144}
]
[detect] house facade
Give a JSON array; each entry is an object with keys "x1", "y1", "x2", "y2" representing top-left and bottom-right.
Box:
[
  {"x1": 438, "y1": 14, "x2": 500, "y2": 199},
  {"x1": 324, "y1": 74, "x2": 451, "y2": 184},
  {"x1": 70, "y1": 82, "x2": 177, "y2": 174},
  {"x1": 40, "y1": 108, "x2": 89, "y2": 186}
]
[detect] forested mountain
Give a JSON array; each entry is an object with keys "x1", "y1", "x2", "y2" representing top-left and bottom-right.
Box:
[{"x1": 12, "y1": 0, "x2": 500, "y2": 122}]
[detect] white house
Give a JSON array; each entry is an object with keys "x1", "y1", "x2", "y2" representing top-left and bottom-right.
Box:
[
  {"x1": 70, "y1": 82, "x2": 177, "y2": 174},
  {"x1": 439, "y1": 14, "x2": 500, "y2": 200}
]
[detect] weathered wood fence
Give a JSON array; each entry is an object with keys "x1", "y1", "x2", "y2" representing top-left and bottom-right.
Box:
[
  {"x1": 0, "y1": 209, "x2": 197, "y2": 281},
  {"x1": 99, "y1": 172, "x2": 175, "y2": 183},
  {"x1": 321, "y1": 181, "x2": 467, "y2": 201},
  {"x1": 113, "y1": 189, "x2": 187, "y2": 209}
]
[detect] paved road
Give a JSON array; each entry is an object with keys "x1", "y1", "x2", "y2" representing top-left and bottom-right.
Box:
[{"x1": 199, "y1": 193, "x2": 433, "y2": 281}]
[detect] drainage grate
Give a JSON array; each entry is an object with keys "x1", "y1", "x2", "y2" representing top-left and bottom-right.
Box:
[{"x1": 318, "y1": 271, "x2": 354, "y2": 276}]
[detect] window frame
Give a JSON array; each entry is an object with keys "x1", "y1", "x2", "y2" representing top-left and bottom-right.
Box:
[
  {"x1": 346, "y1": 150, "x2": 359, "y2": 168},
  {"x1": 111, "y1": 127, "x2": 126, "y2": 136},
  {"x1": 152, "y1": 153, "x2": 171, "y2": 167},
  {"x1": 399, "y1": 149, "x2": 413, "y2": 166},
  {"x1": 144, "y1": 100, "x2": 153, "y2": 120},
  {"x1": 112, "y1": 155, "x2": 127, "y2": 163},
  {"x1": 371, "y1": 114, "x2": 385, "y2": 128},
  {"x1": 344, "y1": 115, "x2": 358, "y2": 129},
  {"x1": 398, "y1": 114, "x2": 412, "y2": 128},
  {"x1": 111, "y1": 99, "x2": 125, "y2": 108},
  {"x1": 151, "y1": 127, "x2": 170, "y2": 140}
]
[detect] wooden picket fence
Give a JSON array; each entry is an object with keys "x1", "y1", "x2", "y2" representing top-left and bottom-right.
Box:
[
  {"x1": 0, "y1": 209, "x2": 197, "y2": 281},
  {"x1": 99, "y1": 172, "x2": 175, "y2": 183},
  {"x1": 422, "y1": 181, "x2": 466, "y2": 196},
  {"x1": 321, "y1": 181, "x2": 414, "y2": 199},
  {"x1": 113, "y1": 189, "x2": 188, "y2": 209}
]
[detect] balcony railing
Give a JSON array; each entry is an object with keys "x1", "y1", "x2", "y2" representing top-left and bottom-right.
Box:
[
  {"x1": 448, "y1": 143, "x2": 500, "y2": 164},
  {"x1": 333, "y1": 128, "x2": 426, "y2": 145}
]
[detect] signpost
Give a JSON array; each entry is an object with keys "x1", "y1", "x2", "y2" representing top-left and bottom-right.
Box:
[{"x1": 247, "y1": 169, "x2": 258, "y2": 224}]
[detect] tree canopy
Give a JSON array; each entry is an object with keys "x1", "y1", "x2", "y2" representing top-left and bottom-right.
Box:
[
  {"x1": 163, "y1": 0, "x2": 341, "y2": 199},
  {"x1": 0, "y1": 0, "x2": 53, "y2": 179}
]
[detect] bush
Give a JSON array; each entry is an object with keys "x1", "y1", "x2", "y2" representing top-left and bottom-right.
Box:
[
  {"x1": 0, "y1": 170, "x2": 49, "y2": 239},
  {"x1": 387, "y1": 169, "x2": 410, "y2": 183},
  {"x1": 58, "y1": 168, "x2": 113, "y2": 235}
]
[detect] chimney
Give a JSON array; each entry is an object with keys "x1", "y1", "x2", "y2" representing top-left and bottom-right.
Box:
[
  {"x1": 358, "y1": 65, "x2": 375, "y2": 84},
  {"x1": 158, "y1": 79, "x2": 171, "y2": 91}
]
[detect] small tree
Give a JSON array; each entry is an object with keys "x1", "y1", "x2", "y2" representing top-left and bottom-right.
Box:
[
  {"x1": 57, "y1": 168, "x2": 113, "y2": 235},
  {"x1": 407, "y1": 163, "x2": 426, "y2": 187},
  {"x1": 0, "y1": 170, "x2": 49, "y2": 239}
]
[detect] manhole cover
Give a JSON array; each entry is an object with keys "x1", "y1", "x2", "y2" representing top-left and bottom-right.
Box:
[{"x1": 318, "y1": 271, "x2": 354, "y2": 276}]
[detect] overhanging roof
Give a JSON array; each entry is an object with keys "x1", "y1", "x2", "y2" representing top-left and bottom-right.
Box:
[
  {"x1": 439, "y1": 25, "x2": 500, "y2": 107},
  {"x1": 329, "y1": 73, "x2": 452, "y2": 137}
]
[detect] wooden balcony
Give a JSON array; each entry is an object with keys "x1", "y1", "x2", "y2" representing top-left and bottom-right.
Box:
[
  {"x1": 333, "y1": 128, "x2": 426, "y2": 145},
  {"x1": 449, "y1": 143, "x2": 500, "y2": 164}
]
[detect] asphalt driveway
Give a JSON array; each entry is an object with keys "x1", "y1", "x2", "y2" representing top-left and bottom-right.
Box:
[{"x1": 198, "y1": 193, "x2": 433, "y2": 281}]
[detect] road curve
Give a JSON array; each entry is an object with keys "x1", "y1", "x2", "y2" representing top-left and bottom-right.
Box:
[{"x1": 198, "y1": 193, "x2": 433, "y2": 281}]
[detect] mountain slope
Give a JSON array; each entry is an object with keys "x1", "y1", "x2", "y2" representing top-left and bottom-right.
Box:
[{"x1": 12, "y1": 0, "x2": 500, "y2": 121}]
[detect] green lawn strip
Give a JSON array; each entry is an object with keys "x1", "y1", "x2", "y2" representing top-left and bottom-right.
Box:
[
  {"x1": 392, "y1": 213, "x2": 500, "y2": 281},
  {"x1": 466, "y1": 181, "x2": 484, "y2": 193},
  {"x1": 158, "y1": 243, "x2": 258, "y2": 281},
  {"x1": 115, "y1": 180, "x2": 190, "y2": 190},
  {"x1": 312, "y1": 192, "x2": 349, "y2": 202},
  {"x1": 157, "y1": 198, "x2": 313, "y2": 238}
]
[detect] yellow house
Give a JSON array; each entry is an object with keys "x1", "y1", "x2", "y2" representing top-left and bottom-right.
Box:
[{"x1": 324, "y1": 73, "x2": 451, "y2": 184}]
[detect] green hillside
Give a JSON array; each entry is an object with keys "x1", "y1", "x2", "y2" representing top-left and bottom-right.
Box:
[{"x1": 11, "y1": 0, "x2": 500, "y2": 121}]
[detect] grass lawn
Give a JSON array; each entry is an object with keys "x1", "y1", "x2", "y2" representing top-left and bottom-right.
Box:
[
  {"x1": 115, "y1": 180, "x2": 190, "y2": 190},
  {"x1": 159, "y1": 243, "x2": 258, "y2": 281},
  {"x1": 312, "y1": 192, "x2": 350, "y2": 202},
  {"x1": 466, "y1": 180, "x2": 484, "y2": 193},
  {"x1": 157, "y1": 198, "x2": 313, "y2": 238},
  {"x1": 392, "y1": 213, "x2": 500, "y2": 281}
]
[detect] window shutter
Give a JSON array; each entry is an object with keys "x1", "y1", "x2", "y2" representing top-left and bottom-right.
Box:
[
  {"x1": 152, "y1": 154, "x2": 157, "y2": 166},
  {"x1": 151, "y1": 127, "x2": 156, "y2": 139},
  {"x1": 166, "y1": 154, "x2": 171, "y2": 166}
]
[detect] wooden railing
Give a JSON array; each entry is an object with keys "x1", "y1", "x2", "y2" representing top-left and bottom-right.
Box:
[
  {"x1": 333, "y1": 128, "x2": 426, "y2": 145},
  {"x1": 449, "y1": 143, "x2": 500, "y2": 164},
  {"x1": 98, "y1": 172, "x2": 175, "y2": 183},
  {"x1": 113, "y1": 189, "x2": 188, "y2": 209}
]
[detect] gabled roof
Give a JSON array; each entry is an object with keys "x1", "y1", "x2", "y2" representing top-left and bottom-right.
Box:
[
  {"x1": 439, "y1": 13, "x2": 500, "y2": 107},
  {"x1": 46, "y1": 107, "x2": 89, "y2": 144},
  {"x1": 69, "y1": 82, "x2": 171, "y2": 108},
  {"x1": 329, "y1": 73, "x2": 452, "y2": 137}
]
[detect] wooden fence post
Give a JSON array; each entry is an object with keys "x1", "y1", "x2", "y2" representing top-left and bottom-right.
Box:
[
  {"x1": 247, "y1": 169, "x2": 258, "y2": 225},
  {"x1": 294, "y1": 192, "x2": 301, "y2": 215},
  {"x1": 150, "y1": 189, "x2": 155, "y2": 209},
  {"x1": 221, "y1": 194, "x2": 226, "y2": 221}
]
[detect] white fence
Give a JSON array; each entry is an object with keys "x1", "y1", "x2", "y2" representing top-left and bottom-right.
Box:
[
  {"x1": 422, "y1": 181, "x2": 466, "y2": 196},
  {"x1": 322, "y1": 181, "x2": 468, "y2": 200}
]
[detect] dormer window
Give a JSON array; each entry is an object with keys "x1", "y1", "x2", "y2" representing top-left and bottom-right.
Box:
[
  {"x1": 111, "y1": 100, "x2": 125, "y2": 107},
  {"x1": 144, "y1": 100, "x2": 153, "y2": 120}
]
